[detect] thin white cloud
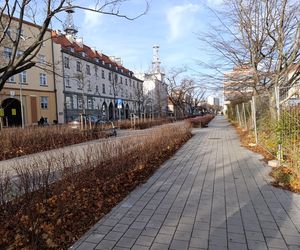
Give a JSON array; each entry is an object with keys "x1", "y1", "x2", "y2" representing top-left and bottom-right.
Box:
[
  {"x1": 83, "y1": 7, "x2": 103, "y2": 29},
  {"x1": 166, "y1": 3, "x2": 201, "y2": 42},
  {"x1": 206, "y1": 0, "x2": 224, "y2": 6}
]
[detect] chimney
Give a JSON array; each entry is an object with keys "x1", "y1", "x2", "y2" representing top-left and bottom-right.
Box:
[
  {"x1": 75, "y1": 37, "x2": 83, "y2": 47},
  {"x1": 115, "y1": 57, "x2": 123, "y2": 66}
]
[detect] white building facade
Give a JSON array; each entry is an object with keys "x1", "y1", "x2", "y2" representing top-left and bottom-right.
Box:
[
  {"x1": 136, "y1": 45, "x2": 168, "y2": 117},
  {"x1": 53, "y1": 32, "x2": 143, "y2": 123}
]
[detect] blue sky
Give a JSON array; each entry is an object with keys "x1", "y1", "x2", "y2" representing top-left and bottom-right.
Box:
[{"x1": 53, "y1": 0, "x2": 224, "y2": 79}]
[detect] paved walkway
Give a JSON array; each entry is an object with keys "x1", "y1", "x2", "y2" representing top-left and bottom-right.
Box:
[{"x1": 71, "y1": 116, "x2": 300, "y2": 250}]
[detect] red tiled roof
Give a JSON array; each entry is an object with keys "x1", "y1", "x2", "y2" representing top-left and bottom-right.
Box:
[{"x1": 52, "y1": 31, "x2": 134, "y2": 76}]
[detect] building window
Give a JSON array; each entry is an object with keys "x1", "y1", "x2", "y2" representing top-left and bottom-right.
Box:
[
  {"x1": 76, "y1": 61, "x2": 81, "y2": 72},
  {"x1": 115, "y1": 74, "x2": 118, "y2": 82},
  {"x1": 125, "y1": 79, "x2": 128, "y2": 85},
  {"x1": 87, "y1": 80, "x2": 91, "y2": 92},
  {"x1": 77, "y1": 81, "x2": 83, "y2": 90},
  {"x1": 102, "y1": 84, "x2": 106, "y2": 94},
  {"x1": 94, "y1": 65, "x2": 98, "y2": 76},
  {"x1": 82, "y1": 52, "x2": 86, "y2": 57},
  {"x1": 4, "y1": 47, "x2": 12, "y2": 59},
  {"x1": 17, "y1": 50, "x2": 23, "y2": 57},
  {"x1": 70, "y1": 47, "x2": 74, "y2": 53},
  {"x1": 6, "y1": 28, "x2": 11, "y2": 37},
  {"x1": 129, "y1": 79, "x2": 132, "y2": 87},
  {"x1": 133, "y1": 81, "x2": 135, "y2": 88},
  {"x1": 102, "y1": 70, "x2": 105, "y2": 79},
  {"x1": 87, "y1": 98, "x2": 93, "y2": 109},
  {"x1": 65, "y1": 75, "x2": 70, "y2": 88},
  {"x1": 64, "y1": 57, "x2": 70, "y2": 68},
  {"x1": 78, "y1": 98, "x2": 83, "y2": 109},
  {"x1": 66, "y1": 96, "x2": 72, "y2": 109},
  {"x1": 120, "y1": 77, "x2": 123, "y2": 84},
  {"x1": 39, "y1": 55, "x2": 46, "y2": 64},
  {"x1": 40, "y1": 96, "x2": 48, "y2": 109},
  {"x1": 8, "y1": 75, "x2": 16, "y2": 83},
  {"x1": 108, "y1": 72, "x2": 112, "y2": 81},
  {"x1": 19, "y1": 71, "x2": 27, "y2": 83},
  {"x1": 40, "y1": 73, "x2": 47, "y2": 86},
  {"x1": 86, "y1": 64, "x2": 90, "y2": 75}
]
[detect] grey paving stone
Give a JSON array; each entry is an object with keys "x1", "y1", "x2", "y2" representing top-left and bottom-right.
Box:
[
  {"x1": 228, "y1": 242, "x2": 248, "y2": 250},
  {"x1": 123, "y1": 228, "x2": 141, "y2": 238},
  {"x1": 131, "y1": 245, "x2": 150, "y2": 250},
  {"x1": 228, "y1": 232, "x2": 246, "y2": 243},
  {"x1": 112, "y1": 224, "x2": 129, "y2": 233},
  {"x1": 173, "y1": 230, "x2": 192, "y2": 241},
  {"x1": 170, "y1": 239, "x2": 189, "y2": 250},
  {"x1": 265, "y1": 237, "x2": 288, "y2": 249},
  {"x1": 245, "y1": 231, "x2": 265, "y2": 242},
  {"x1": 95, "y1": 239, "x2": 116, "y2": 250},
  {"x1": 135, "y1": 235, "x2": 154, "y2": 247},
  {"x1": 76, "y1": 242, "x2": 97, "y2": 250},
  {"x1": 159, "y1": 226, "x2": 176, "y2": 235},
  {"x1": 116, "y1": 237, "x2": 136, "y2": 248},
  {"x1": 71, "y1": 117, "x2": 300, "y2": 250},
  {"x1": 150, "y1": 242, "x2": 169, "y2": 250},
  {"x1": 141, "y1": 227, "x2": 160, "y2": 237},
  {"x1": 154, "y1": 233, "x2": 173, "y2": 244},
  {"x1": 85, "y1": 233, "x2": 105, "y2": 244},
  {"x1": 189, "y1": 237, "x2": 208, "y2": 249},
  {"x1": 104, "y1": 231, "x2": 123, "y2": 241}
]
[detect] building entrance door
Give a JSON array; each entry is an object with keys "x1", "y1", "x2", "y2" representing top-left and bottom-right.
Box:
[{"x1": 1, "y1": 98, "x2": 22, "y2": 126}]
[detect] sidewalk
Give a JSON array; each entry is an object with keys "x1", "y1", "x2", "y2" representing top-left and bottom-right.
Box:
[{"x1": 71, "y1": 116, "x2": 300, "y2": 250}]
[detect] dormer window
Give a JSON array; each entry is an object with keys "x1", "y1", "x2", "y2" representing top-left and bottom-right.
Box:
[
  {"x1": 109, "y1": 64, "x2": 111, "y2": 68},
  {"x1": 115, "y1": 66, "x2": 118, "y2": 70},
  {"x1": 102, "y1": 61, "x2": 105, "y2": 65},
  {"x1": 121, "y1": 69, "x2": 123, "y2": 73},
  {"x1": 95, "y1": 58, "x2": 99, "y2": 63},
  {"x1": 70, "y1": 47, "x2": 74, "y2": 53},
  {"x1": 82, "y1": 52, "x2": 86, "y2": 57}
]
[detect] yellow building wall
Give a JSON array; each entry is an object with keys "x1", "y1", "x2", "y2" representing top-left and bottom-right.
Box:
[
  {"x1": 0, "y1": 88, "x2": 56, "y2": 125},
  {"x1": 0, "y1": 18, "x2": 58, "y2": 125}
]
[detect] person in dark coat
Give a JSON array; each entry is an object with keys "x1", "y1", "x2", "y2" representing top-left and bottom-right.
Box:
[{"x1": 38, "y1": 116, "x2": 45, "y2": 126}]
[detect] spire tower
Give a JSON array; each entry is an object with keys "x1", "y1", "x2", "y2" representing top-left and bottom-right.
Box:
[
  {"x1": 152, "y1": 45, "x2": 161, "y2": 73},
  {"x1": 63, "y1": 0, "x2": 78, "y2": 36}
]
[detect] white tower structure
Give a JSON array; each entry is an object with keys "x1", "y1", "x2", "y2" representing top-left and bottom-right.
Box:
[
  {"x1": 152, "y1": 45, "x2": 161, "y2": 74},
  {"x1": 63, "y1": 0, "x2": 78, "y2": 37}
]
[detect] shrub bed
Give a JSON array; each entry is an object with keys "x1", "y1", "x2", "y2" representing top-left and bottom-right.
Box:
[
  {"x1": 0, "y1": 126, "x2": 106, "y2": 161},
  {"x1": 0, "y1": 122, "x2": 192, "y2": 249},
  {"x1": 188, "y1": 114, "x2": 215, "y2": 128},
  {"x1": 117, "y1": 118, "x2": 175, "y2": 130}
]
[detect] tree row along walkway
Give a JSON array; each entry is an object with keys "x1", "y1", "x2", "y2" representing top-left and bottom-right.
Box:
[{"x1": 71, "y1": 116, "x2": 300, "y2": 250}]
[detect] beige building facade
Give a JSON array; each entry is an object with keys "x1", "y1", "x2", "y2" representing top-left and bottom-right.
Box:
[{"x1": 0, "y1": 18, "x2": 57, "y2": 126}]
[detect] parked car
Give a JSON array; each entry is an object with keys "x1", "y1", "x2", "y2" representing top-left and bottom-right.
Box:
[
  {"x1": 68, "y1": 114, "x2": 98, "y2": 129},
  {"x1": 94, "y1": 120, "x2": 117, "y2": 137}
]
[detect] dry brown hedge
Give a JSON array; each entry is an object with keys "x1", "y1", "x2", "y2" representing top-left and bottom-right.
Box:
[{"x1": 0, "y1": 122, "x2": 192, "y2": 249}]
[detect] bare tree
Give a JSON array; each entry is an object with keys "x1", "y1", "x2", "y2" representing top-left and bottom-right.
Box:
[
  {"x1": 166, "y1": 69, "x2": 205, "y2": 118},
  {"x1": 198, "y1": 0, "x2": 300, "y2": 106},
  {"x1": 109, "y1": 70, "x2": 122, "y2": 120},
  {"x1": 0, "y1": 0, "x2": 149, "y2": 91}
]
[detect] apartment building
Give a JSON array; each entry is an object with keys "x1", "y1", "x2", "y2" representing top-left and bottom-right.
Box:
[
  {"x1": 52, "y1": 31, "x2": 143, "y2": 123},
  {"x1": 0, "y1": 18, "x2": 57, "y2": 126}
]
